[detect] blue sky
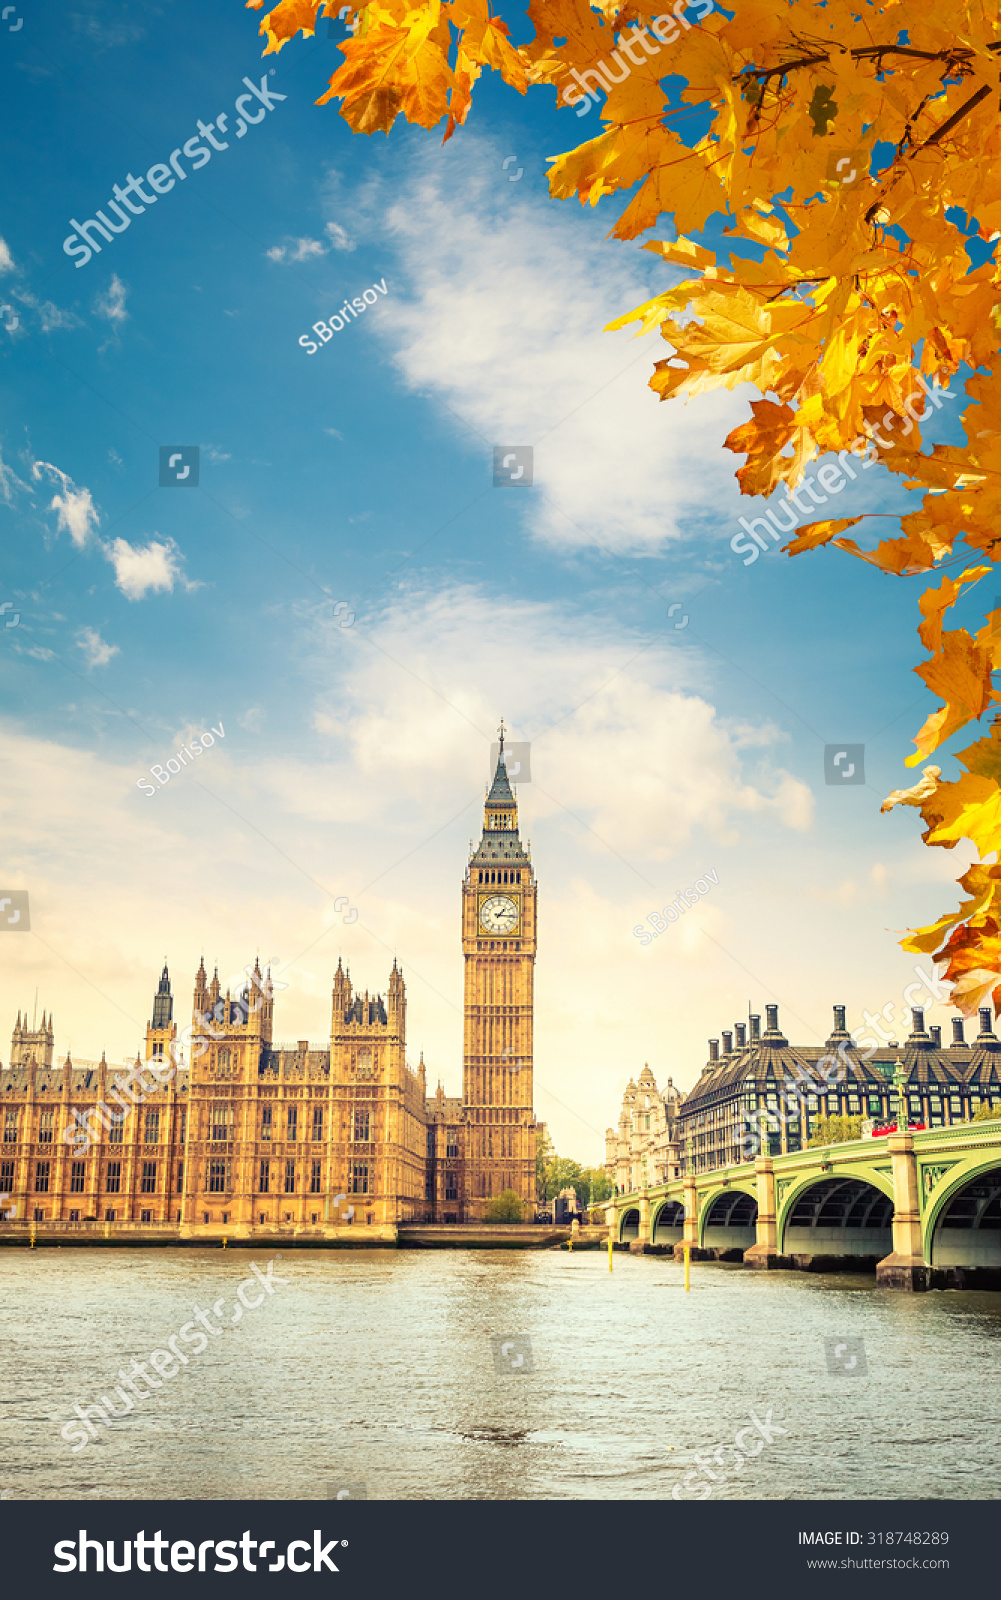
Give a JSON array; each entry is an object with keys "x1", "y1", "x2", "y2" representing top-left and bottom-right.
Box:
[{"x1": 0, "y1": 1, "x2": 984, "y2": 1160}]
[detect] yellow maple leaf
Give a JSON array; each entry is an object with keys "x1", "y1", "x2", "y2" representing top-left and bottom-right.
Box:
[
  {"x1": 909, "y1": 629, "x2": 997, "y2": 764},
  {"x1": 782, "y1": 516, "x2": 863, "y2": 556},
  {"x1": 724, "y1": 397, "x2": 819, "y2": 497}
]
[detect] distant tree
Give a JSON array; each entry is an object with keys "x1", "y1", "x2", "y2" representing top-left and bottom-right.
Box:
[
  {"x1": 807, "y1": 1115, "x2": 864, "y2": 1147},
  {"x1": 538, "y1": 1152, "x2": 613, "y2": 1210},
  {"x1": 483, "y1": 1188, "x2": 527, "y2": 1223},
  {"x1": 972, "y1": 1102, "x2": 1001, "y2": 1122},
  {"x1": 545, "y1": 1157, "x2": 585, "y2": 1204},
  {"x1": 583, "y1": 1167, "x2": 614, "y2": 1204}
]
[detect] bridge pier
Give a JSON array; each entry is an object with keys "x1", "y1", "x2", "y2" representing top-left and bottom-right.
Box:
[
  {"x1": 876, "y1": 1130, "x2": 932, "y2": 1291},
  {"x1": 743, "y1": 1156, "x2": 790, "y2": 1270},
  {"x1": 672, "y1": 1176, "x2": 710, "y2": 1261}
]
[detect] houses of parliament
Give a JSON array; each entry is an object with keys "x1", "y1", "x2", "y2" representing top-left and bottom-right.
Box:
[{"x1": 0, "y1": 736, "x2": 540, "y2": 1231}]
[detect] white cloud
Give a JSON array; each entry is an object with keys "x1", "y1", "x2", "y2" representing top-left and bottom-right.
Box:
[
  {"x1": 103, "y1": 536, "x2": 193, "y2": 601},
  {"x1": 0, "y1": 444, "x2": 31, "y2": 507},
  {"x1": 239, "y1": 707, "x2": 267, "y2": 733},
  {"x1": 204, "y1": 447, "x2": 231, "y2": 463},
  {"x1": 16, "y1": 292, "x2": 79, "y2": 332},
  {"x1": 0, "y1": 237, "x2": 14, "y2": 274},
  {"x1": 356, "y1": 138, "x2": 745, "y2": 554},
  {"x1": 266, "y1": 237, "x2": 327, "y2": 263},
  {"x1": 288, "y1": 583, "x2": 813, "y2": 858},
  {"x1": 323, "y1": 427, "x2": 343, "y2": 439},
  {"x1": 93, "y1": 274, "x2": 129, "y2": 326},
  {"x1": 32, "y1": 461, "x2": 100, "y2": 547},
  {"x1": 325, "y1": 221, "x2": 355, "y2": 252},
  {"x1": 76, "y1": 626, "x2": 120, "y2": 669}
]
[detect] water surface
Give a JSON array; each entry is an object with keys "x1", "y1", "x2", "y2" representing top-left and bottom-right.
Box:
[{"x1": 4, "y1": 1247, "x2": 999, "y2": 1500}]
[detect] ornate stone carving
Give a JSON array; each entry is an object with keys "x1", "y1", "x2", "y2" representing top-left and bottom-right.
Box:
[{"x1": 921, "y1": 1161, "x2": 959, "y2": 1206}]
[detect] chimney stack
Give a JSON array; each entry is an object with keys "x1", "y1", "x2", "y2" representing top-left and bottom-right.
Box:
[
  {"x1": 722, "y1": 1031, "x2": 733, "y2": 1055},
  {"x1": 978, "y1": 1006, "x2": 994, "y2": 1037},
  {"x1": 910, "y1": 1007, "x2": 925, "y2": 1035},
  {"x1": 833, "y1": 1004, "x2": 846, "y2": 1033},
  {"x1": 750, "y1": 1014, "x2": 760, "y2": 1041},
  {"x1": 709, "y1": 1040, "x2": 719, "y2": 1062},
  {"x1": 735, "y1": 1023, "x2": 746, "y2": 1048},
  {"x1": 765, "y1": 1004, "x2": 779, "y2": 1033},
  {"x1": 952, "y1": 1017, "x2": 965, "y2": 1044},
  {"x1": 929, "y1": 1024, "x2": 942, "y2": 1047}
]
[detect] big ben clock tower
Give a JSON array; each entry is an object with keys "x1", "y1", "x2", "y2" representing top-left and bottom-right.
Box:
[{"x1": 462, "y1": 724, "x2": 537, "y2": 1219}]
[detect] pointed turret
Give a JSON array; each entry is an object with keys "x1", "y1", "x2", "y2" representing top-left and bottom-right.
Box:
[
  {"x1": 388, "y1": 958, "x2": 406, "y2": 1027},
  {"x1": 10, "y1": 1005, "x2": 54, "y2": 1068},
  {"x1": 152, "y1": 962, "x2": 173, "y2": 1029},
  {"x1": 482, "y1": 723, "x2": 514, "y2": 819},
  {"x1": 470, "y1": 719, "x2": 530, "y2": 866},
  {"x1": 332, "y1": 957, "x2": 352, "y2": 1021},
  {"x1": 193, "y1": 957, "x2": 208, "y2": 1017}
]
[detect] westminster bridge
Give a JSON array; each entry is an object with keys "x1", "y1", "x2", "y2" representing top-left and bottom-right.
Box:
[{"x1": 606, "y1": 1121, "x2": 1001, "y2": 1289}]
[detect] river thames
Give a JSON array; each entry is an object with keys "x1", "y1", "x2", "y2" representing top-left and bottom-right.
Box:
[{"x1": 5, "y1": 1246, "x2": 1000, "y2": 1501}]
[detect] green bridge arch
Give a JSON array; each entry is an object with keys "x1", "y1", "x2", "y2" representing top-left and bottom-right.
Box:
[
  {"x1": 776, "y1": 1164, "x2": 894, "y2": 1255},
  {"x1": 651, "y1": 1196, "x2": 685, "y2": 1238},
  {"x1": 922, "y1": 1151, "x2": 1001, "y2": 1262},
  {"x1": 698, "y1": 1182, "x2": 757, "y2": 1247}
]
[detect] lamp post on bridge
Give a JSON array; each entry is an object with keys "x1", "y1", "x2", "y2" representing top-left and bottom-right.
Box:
[{"x1": 893, "y1": 1059, "x2": 909, "y2": 1134}]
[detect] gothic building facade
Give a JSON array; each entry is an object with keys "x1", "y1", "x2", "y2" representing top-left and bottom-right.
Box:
[
  {"x1": 605, "y1": 1065, "x2": 684, "y2": 1196},
  {"x1": 0, "y1": 735, "x2": 540, "y2": 1232}
]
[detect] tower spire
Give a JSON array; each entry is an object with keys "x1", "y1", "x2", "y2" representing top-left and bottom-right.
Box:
[{"x1": 152, "y1": 961, "x2": 173, "y2": 1029}]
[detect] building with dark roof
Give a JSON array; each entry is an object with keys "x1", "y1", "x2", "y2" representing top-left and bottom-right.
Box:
[{"x1": 681, "y1": 1002, "x2": 1001, "y2": 1175}]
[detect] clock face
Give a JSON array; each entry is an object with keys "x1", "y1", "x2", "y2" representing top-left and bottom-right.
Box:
[{"x1": 479, "y1": 894, "x2": 519, "y2": 935}]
